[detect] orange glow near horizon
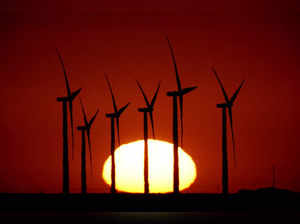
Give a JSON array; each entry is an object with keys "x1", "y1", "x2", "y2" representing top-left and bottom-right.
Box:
[{"x1": 102, "y1": 139, "x2": 197, "y2": 193}]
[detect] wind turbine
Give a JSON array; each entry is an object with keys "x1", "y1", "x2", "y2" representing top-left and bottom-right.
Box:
[
  {"x1": 77, "y1": 99, "x2": 99, "y2": 194},
  {"x1": 56, "y1": 49, "x2": 81, "y2": 194},
  {"x1": 136, "y1": 81, "x2": 160, "y2": 194},
  {"x1": 166, "y1": 37, "x2": 197, "y2": 193},
  {"x1": 212, "y1": 67, "x2": 245, "y2": 195},
  {"x1": 105, "y1": 74, "x2": 130, "y2": 194}
]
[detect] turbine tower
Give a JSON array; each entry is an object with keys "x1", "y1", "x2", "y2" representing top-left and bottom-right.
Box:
[
  {"x1": 77, "y1": 99, "x2": 99, "y2": 194},
  {"x1": 212, "y1": 67, "x2": 245, "y2": 195},
  {"x1": 105, "y1": 74, "x2": 130, "y2": 194},
  {"x1": 166, "y1": 37, "x2": 197, "y2": 193},
  {"x1": 56, "y1": 49, "x2": 81, "y2": 194},
  {"x1": 136, "y1": 81, "x2": 160, "y2": 194}
]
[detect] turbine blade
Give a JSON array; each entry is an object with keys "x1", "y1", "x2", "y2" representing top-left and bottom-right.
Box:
[
  {"x1": 179, "y1": 94, "x2": 184, "y2": 148},
  {"x1": 105, "y1": 74, "x2": 118, "y2": 113},
  {"x1": 69, "y1": 100, "x2": 75, "y2": 159},
  {"x1": 118, "y1": 103, "x2": 130, "y2": 116},
  {"x1": 212, "y1": 67, "x2": 230, "y2": 103},
  {"x1": 228, "y1": 107, "x2": 237, "y2": 167},
  {"x1": 86, "y1": 128, "x2": 93, "y2": 175},
  {"x1": 116, "y1": 117, "x2": 120, "y2": 146},
  {"x1": 150, "y1": 82, "x2": 161, "y2": 107},
  {"x1": 89, "y1": 109, "x2": 99, "y2": 127},
  {"x1": 181, "y1": 86, "x2": 197, "y2": 95},
  {"x1": 230, "y1": 80, "x2": 245, "y2": 105},
  {"x1": 70, "y1": 88, "x2": 81, "y2": 100},
  {"x1": 79, "y1": 98, "x2": 88, "y2": 126},
  {"x1": 56, "y1": 49, "x2": 71, "y2": 96},
  {"x1": 136, "y1": 81, "x2": 150, "y2": 107},
  {"x1": 149, "y1": 111, "x2": 155, "y2": 139},
  {"x1": 166, "y1": 37, "x2": 182, "y2": 91}
]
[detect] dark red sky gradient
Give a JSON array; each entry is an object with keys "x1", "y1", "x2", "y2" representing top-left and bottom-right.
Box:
[{"x1": 1, "y1": 1, "x2": 300, "y2": 193}]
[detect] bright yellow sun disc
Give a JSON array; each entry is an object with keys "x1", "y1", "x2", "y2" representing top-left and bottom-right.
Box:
[{"x1": 102, "y1": 139, "x2": 197, "y2": 193}]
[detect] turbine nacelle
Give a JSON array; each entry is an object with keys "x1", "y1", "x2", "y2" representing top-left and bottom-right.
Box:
[
  {"x1": 106, "y1": 112, "x2": 118, "y2": 118},
  {"x1": 138, "y1": 107, "x2": 153, "y2": 113},
  {"x1": 57, "y1": 88, "x2": 82, "y2": 102},
  {"x1": 216, "y1": 103, "x2": 228, "y2": 108},
  {"x1": 78, "y1": 121, "x2": 97, "y2": 131},
  {"x1": 166, "y1": 91, "x2": 179, "y2": 97},
  {"x1": 77, "y1": 126, "x2": 86, "y2": 131},
  {"x1": 216, "y1": 97, "x2": 239, "y2": 109},
  {"x1": 57, "y1": 96, "x2": 69, "y2": 102}
]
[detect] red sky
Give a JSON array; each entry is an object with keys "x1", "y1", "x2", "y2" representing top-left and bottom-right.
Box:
[{"x1": 0, "y1": 0, "x2": 300, "y2": 193}]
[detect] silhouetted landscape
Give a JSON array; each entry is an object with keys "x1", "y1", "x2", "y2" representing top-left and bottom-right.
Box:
[
  {"x1": 0, "y1": 188, "x2": 299, "y2": 223},
  {"x1": 0, "y1": 188, "x2": 299, "y2": 212}
]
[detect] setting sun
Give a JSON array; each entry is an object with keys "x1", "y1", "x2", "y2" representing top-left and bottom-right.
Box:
[{"x1": 102, "y1": 139, "x2": 197, "y2": 193}]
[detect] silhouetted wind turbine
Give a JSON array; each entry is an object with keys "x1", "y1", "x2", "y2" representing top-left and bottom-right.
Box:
[
  {"x1": 105, "y1": 74, "x2": 130, "y2": 194},
  {"x1": 137, "y1": 81, "x2": 160, "y2": 194},
  {"x1": 212, "y1": 67, "x2": 245, "y2": 195},
  {"x1": 77, "y1": 99, "x2": 99, "y2": 194},
  {"x1": 56, "y1": 49, "x2": 81, "y2": 194},
  {"x1": 166, "y1": 37, "x2": 197, "y2": 193}
]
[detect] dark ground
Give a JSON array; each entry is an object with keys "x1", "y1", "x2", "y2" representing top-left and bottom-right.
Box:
[{"x1": 0, "y1": 188, "x2": 299, "y2": 223}]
